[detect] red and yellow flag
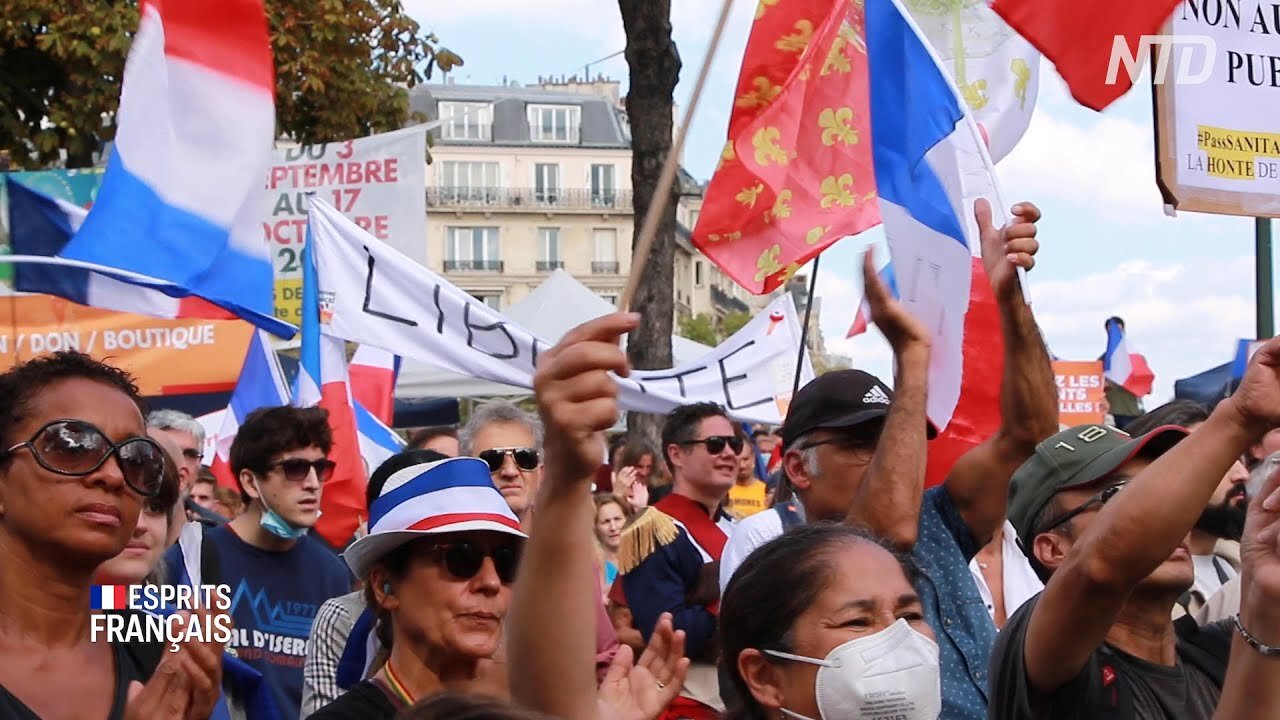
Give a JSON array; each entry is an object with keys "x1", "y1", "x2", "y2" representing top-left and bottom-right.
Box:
[{"x1": 693, "y1": 0, "x2": 879, "y2": 294}]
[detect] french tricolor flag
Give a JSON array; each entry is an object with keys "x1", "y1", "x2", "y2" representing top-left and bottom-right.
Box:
[
  {"x1": 90, "y1": 585, "x2": 132, "y2": 610},
  {"x1": 349, "y1": 346, "x2": 399, "y2": 427},
  {"x1": 847, "y1": 260, "x2": 898, "y2": 338},
  {"x1": 210, "y1": 328, "x2": 292, "y2": 489},
  {"x1": 57, "y1": 0, "x2": 292, "y2": 338},
  {"x1": 294, "y1": 232, "x2": 373, "y2": 548},
  {"x1": 1103, "y1": 318, "x2": 1155, "y2": 397},
  {"x1": 4, "y1": 179, "x2": 243, "y2": 323}
]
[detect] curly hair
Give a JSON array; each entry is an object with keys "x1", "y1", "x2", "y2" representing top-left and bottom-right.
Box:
[{"x1": 0, "y1": 351, "x2": 145, "y2": 449}]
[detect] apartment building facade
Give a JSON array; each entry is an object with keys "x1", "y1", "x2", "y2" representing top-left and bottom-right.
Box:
[{"x1": 411, "y1": 78, "x2": 773, "y2": 322}]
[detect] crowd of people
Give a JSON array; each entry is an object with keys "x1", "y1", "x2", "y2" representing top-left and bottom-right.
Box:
[{"x1": 3, "y1": 198, "x2": 1280, "y2": 720}]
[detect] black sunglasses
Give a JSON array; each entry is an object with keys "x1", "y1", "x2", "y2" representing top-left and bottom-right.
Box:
[
  {"x1": 682, "y1": 435, "x2": 745, "y2": 455},
  {"x1": 477, "y1": 447, "x2": 540, "y2": 473},
  {"x1": 266, "y1": 457, "x2": 337, "y2": 483},
  {"x1": 1, "y1": 419, "x2": 166, "y2": 498},
  {"x1": 1038, "y1": 480, "x2": 1128, "y2": 534},
  {"x1": 428, "y1": 541, "x2": 522, "y2": 584}
]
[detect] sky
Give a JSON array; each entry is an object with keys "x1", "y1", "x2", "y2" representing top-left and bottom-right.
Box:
[{"x1": 408, "y1": 0, "x2": 1272, "y2": 406}]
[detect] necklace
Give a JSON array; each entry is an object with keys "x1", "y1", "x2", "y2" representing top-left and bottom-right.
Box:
[{"x1": 381, "y1": 659, "x2": 416, "y2": 707}]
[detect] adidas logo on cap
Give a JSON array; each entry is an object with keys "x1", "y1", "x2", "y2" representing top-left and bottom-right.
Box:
[{"x1": 863, "y1": 386, "x2": 890, "y2": 405}]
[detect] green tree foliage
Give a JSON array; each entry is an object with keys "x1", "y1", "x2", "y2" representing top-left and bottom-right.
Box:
[
  {"x1": 0, "y1": 0, "x2": 459, "y2": 169},
  {"x1": 678, "y1": 313, "x2": 719, "y2": 347},
  {"x1": 721, "y1": 310, "x2": 751, "y2": 338}
]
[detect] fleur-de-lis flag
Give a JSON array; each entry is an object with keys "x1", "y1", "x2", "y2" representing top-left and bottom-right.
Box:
[{"x1": 693, "y1": 0, "x2": 879, "y2": 294}]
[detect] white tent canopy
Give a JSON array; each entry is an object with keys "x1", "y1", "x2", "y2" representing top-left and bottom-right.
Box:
[{"x1": 395, "y1": 270, "x2": 714, "y2": 400}]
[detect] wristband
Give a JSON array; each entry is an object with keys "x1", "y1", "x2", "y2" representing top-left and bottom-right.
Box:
[{"x1": 1233, "y1": 614, "x2": 1280, "y2": 657}]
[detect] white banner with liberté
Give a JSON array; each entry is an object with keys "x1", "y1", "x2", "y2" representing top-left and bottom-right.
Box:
[
  {"x1": 262, "y1": 126, "x2": 427, "y2": 325},
  {"x1": 306, "y1": 198, "x2": 815, "y2": 425}
]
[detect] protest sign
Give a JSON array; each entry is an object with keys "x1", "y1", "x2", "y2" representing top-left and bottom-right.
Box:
[
  {"x1": 1154, "y1": 1, "x2": 1280, "y2": 217},
  {"x1": 307, "y1": 198, "x2": 814, "y2": 425},
  {"x1": 263, "y1": 126, "x2": 427, "y2": 325},
  {"x1": 0, "y1": 295, "x2": 253, "y2": 396},
  {"x1": 1054, "y1": 360, "x2": 1106, "y2": 426}
]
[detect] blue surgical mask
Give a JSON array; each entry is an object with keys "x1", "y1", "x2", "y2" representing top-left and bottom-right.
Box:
[{"x1": 258, "y1": 493, "x2": 313, "y2": 541}]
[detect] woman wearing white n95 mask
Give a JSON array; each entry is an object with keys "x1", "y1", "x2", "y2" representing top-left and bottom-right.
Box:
[{"x1": 720, "y1": 522, "x2": 942, "y2": 720}]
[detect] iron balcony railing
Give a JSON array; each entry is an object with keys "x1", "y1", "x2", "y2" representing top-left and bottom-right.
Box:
[{"x1": 428, "y1": 187, "x2": 634, "y2": 212}]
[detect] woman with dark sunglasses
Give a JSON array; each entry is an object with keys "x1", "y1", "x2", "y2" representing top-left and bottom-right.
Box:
[
  {"x1": 309, "y1": 456, "x2": 527, "y2": 719},
  {"x1": 0, "y1": 351, "x2": 222, "y2": 719}
]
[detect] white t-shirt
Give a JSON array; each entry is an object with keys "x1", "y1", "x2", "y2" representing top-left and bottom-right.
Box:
[
  {"x1": 1192, "y1": 553, "x2": 1236, "y2": 600},
  {"x1": 719, "y1": 506, "x2": 786, "y2": 596},
  {"x1": 968, "y1": 520, "x2": 1044, "y2": 622}
]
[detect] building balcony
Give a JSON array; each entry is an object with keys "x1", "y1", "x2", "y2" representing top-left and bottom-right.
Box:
[
  {"x1": 443, "y1": 259, "x2": 504, "y2": 272},
  {"x1": 427, "y1": 187, "x2": 634, "y2": 213},
  {"x1": 591, "y1": 261, "x2": 620, "y2": 275},
  {"x1": 536, "y1": 260, "x2": 565, "y2": 272},
  {"x1": 711, "y1": 284, "x2": 749, "y2": 314}
]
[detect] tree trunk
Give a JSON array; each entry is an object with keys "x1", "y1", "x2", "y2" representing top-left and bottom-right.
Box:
[{"x1": 618, "y1": 0, "x2": 681, "y2": 454}]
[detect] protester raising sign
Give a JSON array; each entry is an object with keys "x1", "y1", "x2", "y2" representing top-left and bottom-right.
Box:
[
  {"x1": 1053, "y1": 360, "x2": 1106, "y2": 426},
  {"x1": 306, "y1": 198, "x2": 814, "y2": 425},
  {"x1": 264, "y1": 126, "x2": 428, "y2": 325}
]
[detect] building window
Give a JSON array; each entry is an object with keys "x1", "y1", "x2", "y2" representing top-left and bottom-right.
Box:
[
  {"x1": 445, "y1": 227, "x2": 502, "y2": 272},
  {"x1": 440, "y1": 161, "x2": 500, "y2": 203},
  {"x1": 534, "y1": 163, "x2": 561, "y2": 205},
  {"x1": 439, "y1": 102, "x2": 493, "y2": 141},
  {"x1": 601, "y1": 294, "x2": 618, "y2": 307},
  {"x1": 695, "y1": 260, "x2": 705, "y2": 287},
  {"x1": 469, "y1": 292, "x2": 502, "y2": 310},
  {"x1": 590, "y1": 164, "x2": 616, "y2": 206},
  {"x1": 689, "y1": 209, "x2": 700, "y2": 229},
  {"x1": 537, "y1": 228, "x2": 562, "y2": 271},
  {"x1": 592, "y1": 228, "x2": 619, "y2": 274},
  {"x1": 528, "y1": 104, "x2": 581, "y2": 144}
]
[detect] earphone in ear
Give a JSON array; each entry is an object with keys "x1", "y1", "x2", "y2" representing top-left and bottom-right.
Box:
[{"x1": 382, "y1": 582, "x2": 393, "y2": 595}]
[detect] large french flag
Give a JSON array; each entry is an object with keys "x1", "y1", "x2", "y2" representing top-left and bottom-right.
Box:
[
  {"x1": 210, "y1": 329, "x2": 291, "y2": 490},
  {"x1": 57, "y1": 0, "x2": 291, "y2": 338},
  {"x1": 867, "y1": 0, "x2": 1010, "y2": 486},
  {"x1": 5, "y1": 179, "x2": 240, "y2": 322},
  {"x1": 1103, "y1": 318, "x2": 1155, "y2": 397},
  {"x1": 294, "y1": 232, "x2": 376, "y2": 548},
  {"x1": 349, "y1": 346, "x2": 399, "y2": 427}
]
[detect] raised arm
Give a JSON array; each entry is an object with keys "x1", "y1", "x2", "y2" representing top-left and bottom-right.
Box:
[
  {"x1": 945, "y1": 199, "x2": 1056, "y2": 547},
  {"x1": 843, "y1": 250, "x2": 931, "y2": 549},
  {"x1": 511, "y1": 313, "x2": 639, "y2": 720},
  {"x1": 1023, "y1": 337, "x2": 1280, "y2": 697},
  {"x1": 1215, "y1": 460, "x2": 1280, "y2": 719}
]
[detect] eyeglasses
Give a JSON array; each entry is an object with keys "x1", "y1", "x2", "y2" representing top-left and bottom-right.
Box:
[
  {"x1": 427, "y1": 541, "x2": 522, "y2": 584},
  {"x1": 1, "y1": 419, "x2": 166, "y2": 498},
  {"x1": 266, "y1": 457, "x2": 337, "y2": 483},
  {"x1": 797, "y1": 432, "x2": 880, "y2": 462},
  {"x1": 477, "y1": 447, "x2": 540, "y2": 473},
  {"x1": 681, "y1": 435, "x2": 745, "y2": 455},
  {"x1": 1038, "y1": 480, "x2": 1128, "y2": 534}
]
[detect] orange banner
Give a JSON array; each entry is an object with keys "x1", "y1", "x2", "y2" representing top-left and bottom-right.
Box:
[
  {"x1": 1054, "y1": 360, "x2": 1106, "y2": 426},
  {"x1": 0, "y1": 295, "x2": 253, "y2": 396}
]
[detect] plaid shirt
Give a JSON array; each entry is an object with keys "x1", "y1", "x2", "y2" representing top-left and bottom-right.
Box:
[{"x1": 301, "y1": 590, "x2": 365, "y2": 718}]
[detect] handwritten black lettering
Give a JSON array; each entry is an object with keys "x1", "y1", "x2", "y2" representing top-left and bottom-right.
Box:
[
  {"x1": 432, "y1": 284, "x2": 445, "y2": 335},
  {"x1": 719, "y1": 341, "x2": 771, "y2": 410},
  {"x1": 362, "y1": 248, "x2": 418, "y2": 327},
  {"x1": 638, "y1": 366, "x2": 710, "y2": 397},
  {"x1": 463, "y1": 303, "x2": 518, "y2": 360}
]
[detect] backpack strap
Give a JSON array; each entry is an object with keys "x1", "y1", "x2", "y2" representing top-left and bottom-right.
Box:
[
  {"x1": 200, "y1": 523, "x2": 223, "y2": 589},
  {"x1": 1094, "y1": 646, "x2": 1136, "y2": 719}
]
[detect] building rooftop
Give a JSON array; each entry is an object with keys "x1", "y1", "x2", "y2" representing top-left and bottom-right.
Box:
[{"x1": 410, "y1": 82, "x2": 630, "y2": 149}]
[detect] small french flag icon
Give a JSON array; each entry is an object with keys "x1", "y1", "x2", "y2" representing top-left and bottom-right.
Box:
[{"x1": 90, "y1": 585, "x2": 130, "y2": 610}]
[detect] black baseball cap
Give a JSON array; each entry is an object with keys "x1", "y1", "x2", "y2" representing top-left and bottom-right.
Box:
[
  {"x1": 781, "y1": 369, "x2": 937, "y2": 450},
  {"x1": 1007, "y1": 423, "x2": 1187, "y2": 559}
]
